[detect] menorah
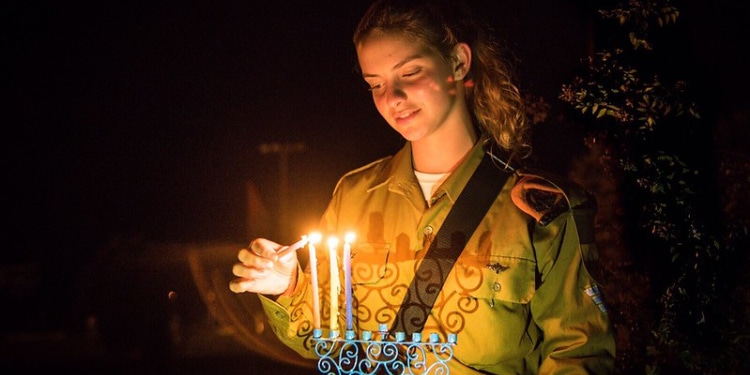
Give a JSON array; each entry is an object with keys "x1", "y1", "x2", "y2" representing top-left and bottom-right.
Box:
[
  {"x1": 296, "y1": 232, "x2": 457, "y2": 374},
  {"x1": 311, "y1": 325, "x2": 456, "y2": 375}
]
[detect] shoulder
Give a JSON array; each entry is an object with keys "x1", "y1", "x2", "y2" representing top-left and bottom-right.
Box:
[
  {"x1": 511, "y1": 168, "x2": 596, "y2": 228},
  {"x1": 331, "y1": 155, "x2": 393, "y2": 195},
  {"x1": 340, "y1": 155, "x2": 392, "y2": 179}
]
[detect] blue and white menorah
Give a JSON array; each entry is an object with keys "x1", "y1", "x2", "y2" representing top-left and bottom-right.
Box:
[{"x1": 311, "y1": 324, "x2": 457, "y2": 375}]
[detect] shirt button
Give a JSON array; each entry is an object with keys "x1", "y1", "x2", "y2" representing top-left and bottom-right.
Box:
[
  {"x1": 491, "y1": 282, "x2": 502, "y2": 292},
  {"x1": 275, "y1": 311, "x2": 285, "y2": 319},
  {"x1": 423, "y1": 225, "x2": 434, "y2": 235}
]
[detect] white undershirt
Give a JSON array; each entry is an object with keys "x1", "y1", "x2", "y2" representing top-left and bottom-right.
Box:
[{"x1": 414, "y1": 170, "x2": 449, "y2": 203}]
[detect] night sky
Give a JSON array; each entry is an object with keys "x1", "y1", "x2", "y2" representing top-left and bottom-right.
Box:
[
  {"x1": 5, "y1": 1, "x2": 600, "y2": 255},
  {"x1": 3, "y1": 0, "x2": 748, "y2": 337}
]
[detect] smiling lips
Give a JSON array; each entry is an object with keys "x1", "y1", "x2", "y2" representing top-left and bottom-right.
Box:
[{"x1": 393, "y1": 109, "x2": 419, "y2": 124}]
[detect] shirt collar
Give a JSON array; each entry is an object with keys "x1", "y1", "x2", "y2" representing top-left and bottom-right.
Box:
[
  {"x1": 367, "y1": 140, "x2": 488, "y2": 205},
  {"x1": 367, "y1": 142, "x2": 417, "y2": 192},
  {"x1": 431, "y1": 140, "x2": 486, "y2": 204}
]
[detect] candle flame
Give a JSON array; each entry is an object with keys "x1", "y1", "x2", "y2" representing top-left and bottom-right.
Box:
[
  {"x1": 344, "y1": 231, "x2": 356, "y2": 244},
  {"x1": 327, "y1": 236, "x2": 339, "y2": 249},
  {"x1": 308, "y1": 232, "x2": 323, "y2": 244}
]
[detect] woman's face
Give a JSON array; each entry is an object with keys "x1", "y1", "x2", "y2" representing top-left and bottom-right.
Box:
[{"x1": 356, "y1": 33, "x2": 465, "y2": 143}]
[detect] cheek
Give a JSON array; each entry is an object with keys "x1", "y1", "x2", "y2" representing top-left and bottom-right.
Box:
[
  {"x1": 372, "y1": 95, "x2": 390, "y2": 118},
  {"x1": 411, "y1": 76, "x2": 452, "y2": 103}
]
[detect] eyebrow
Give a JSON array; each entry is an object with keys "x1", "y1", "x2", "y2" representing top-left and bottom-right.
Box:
[{"x1": 361, "y1": 53, "x2": 424, "y2": 78}]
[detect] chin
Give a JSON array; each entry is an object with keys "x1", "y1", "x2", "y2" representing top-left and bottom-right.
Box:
[
  {"x1": 400, "y1": 133, "x2": 427, "y2": 143},
  {"x1": 391, "y1": 125, "x2": 420, "y2": 140}
]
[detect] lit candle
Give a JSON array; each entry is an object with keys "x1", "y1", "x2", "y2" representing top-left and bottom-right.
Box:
[
  {"x1": 327, "y1": 236, "x2": 340, "y2": 333},
  {"x1": 343, "y1": 231, "x2": 355, "y2": 331},
  {"x1": 307, "y1": 233, "x2": 322, "y2": 330}
]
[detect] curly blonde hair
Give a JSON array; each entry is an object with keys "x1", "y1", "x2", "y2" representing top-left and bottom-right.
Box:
[{"x1": 353, "y1": 0, "x2": 531, "y2": 162}]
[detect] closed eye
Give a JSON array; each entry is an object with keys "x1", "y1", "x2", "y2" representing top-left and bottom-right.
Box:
[
  {"x1": 403, "y1": 68, "x2": 421, "y2": 77},
  {"x1": 367, "y1": 83, "x2": 384, "y2": 92}
]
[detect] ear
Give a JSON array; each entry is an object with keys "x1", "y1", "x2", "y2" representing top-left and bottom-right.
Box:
[{"x1": 451, "y1": 43, "x2": 472, "y2": 81}]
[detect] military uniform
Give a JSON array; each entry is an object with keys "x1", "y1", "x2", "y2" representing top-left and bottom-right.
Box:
[{"x1": 259, "y1": 140, "x2": 615, "y2": 374}]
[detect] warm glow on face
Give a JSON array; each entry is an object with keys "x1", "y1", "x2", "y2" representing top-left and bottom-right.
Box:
[{"x1": 356, "y1": 33, "x2": 462, "y2": 143}]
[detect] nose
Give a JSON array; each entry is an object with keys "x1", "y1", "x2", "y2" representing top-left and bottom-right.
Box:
[{"x1": 385, "y1": 82, "x2": 405, "y2": 108}]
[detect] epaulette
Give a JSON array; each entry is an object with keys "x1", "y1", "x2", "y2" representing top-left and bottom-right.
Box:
[{"x1": 511, "y1": 168, "x2": 597, "y2": 244}]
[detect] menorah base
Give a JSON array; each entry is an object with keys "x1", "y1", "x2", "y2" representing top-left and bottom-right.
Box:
[{"x1": 312, "y1": 327, "x2": 456, "y2": 375}]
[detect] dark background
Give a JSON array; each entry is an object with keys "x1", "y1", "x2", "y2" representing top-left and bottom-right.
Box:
[
  {"x1": 2, "y1": 0, "x2": 747, "y2": 373},
  {"x1": 4, "y1": 0, "x2": 598, "y2": 250}
]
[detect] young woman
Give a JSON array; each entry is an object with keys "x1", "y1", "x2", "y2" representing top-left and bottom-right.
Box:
[{"x1": 230, "y1": 1, "x2": 615, "y2": 373}]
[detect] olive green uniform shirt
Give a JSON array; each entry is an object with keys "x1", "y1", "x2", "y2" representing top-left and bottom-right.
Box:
[{"x1": 259, "y1": 141, "x2": 615, "y2": 374}]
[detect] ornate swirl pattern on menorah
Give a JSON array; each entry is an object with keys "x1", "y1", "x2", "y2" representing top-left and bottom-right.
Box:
[{"x1": 313, "y1": 327, "x2": 456, "y2": 375}]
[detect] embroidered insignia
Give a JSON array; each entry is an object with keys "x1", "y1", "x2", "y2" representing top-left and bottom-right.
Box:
[
  {"x1": 585, "y1": 284, "x2": 608, "y2": 313},
  {"x1": 510, "y1": 176, "x2": 569, "y2": 225},
  {"x1": 487, "y1": 262, "x2": 509, "y2": 274}
]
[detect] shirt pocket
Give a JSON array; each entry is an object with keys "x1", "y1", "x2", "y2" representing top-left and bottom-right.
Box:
[
  {"x1": 454, "y1": 255, "x2": 537, "y2": 304},
  {"x1": 351, "y1": 242, "x2": 390, "y2": 285}
]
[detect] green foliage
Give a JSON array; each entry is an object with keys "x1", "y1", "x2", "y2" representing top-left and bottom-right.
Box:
[
  {"x1": 598, "y1": 0, "x2": 681, "y2": 50},
  {"x1": 557, "y1": 0, "x2": 750, "y2": 374},
  {"x1": 559, "y1": 49, "x2": 700, "y2": 141}
]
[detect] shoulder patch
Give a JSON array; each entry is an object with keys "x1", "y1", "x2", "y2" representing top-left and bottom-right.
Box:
[
  {"x1": 512, "y1": 168, "x2": 597, "y2": 243},
  {"x1": 511, "y1": 175, "x2": 568, "y2": 225}
]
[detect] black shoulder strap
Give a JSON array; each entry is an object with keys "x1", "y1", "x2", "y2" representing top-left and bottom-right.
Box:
[{"x1": 390, "y1": 153, "x2": 511, "y2": 335}]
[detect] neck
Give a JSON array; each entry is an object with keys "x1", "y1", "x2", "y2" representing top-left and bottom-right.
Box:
[{"x1": 411, "y1": 123, "x2": 477, "y2": 173}]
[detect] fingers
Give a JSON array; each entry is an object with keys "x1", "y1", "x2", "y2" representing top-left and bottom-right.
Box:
[
  {"x1": 243, "y1": 237, "x2": 306, "y2": 262},
  {"x1": 229, "y1": 260, "x2": 276, "y2": 293},
  {"x1": 229, "y1": 278, "x2": 256, "y2": 294},
  {"x1": 237, "y1": 248, "x2": 273, "y2": 266},
  {"x1": 246, "y1": 238, "x2": 282, "y2": 261},
  {"x1": 230, "y1": 238, "x2": 301, "y2": 295},
  {"x1": 232, "y1": 262, "x2": 268, "y2": 279},
  {"x1": 228, "y1": 278, "x2": 245, "y2": 293}
]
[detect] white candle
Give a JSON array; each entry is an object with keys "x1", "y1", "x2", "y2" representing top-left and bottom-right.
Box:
[
  {"x1": 343, "y1": 232, "x2": 355, "y2": 331},
  {"x1": 327, "y1": 236, "x2": 340, "y2": 333},
  {"x1": 307, "y1": 233, "x2": 322, "y2": 330}
]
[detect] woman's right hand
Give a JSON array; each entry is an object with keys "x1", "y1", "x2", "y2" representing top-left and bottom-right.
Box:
[{"x1": 229, "y1": 237, "x2": 305, "y2": 296}]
